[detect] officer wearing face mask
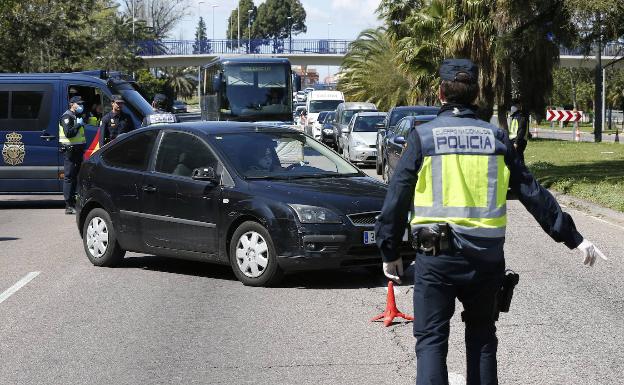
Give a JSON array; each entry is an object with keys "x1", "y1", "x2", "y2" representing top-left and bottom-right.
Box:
[{"x1": 59, "y1": 96, "x2": 87, "y2": 214}]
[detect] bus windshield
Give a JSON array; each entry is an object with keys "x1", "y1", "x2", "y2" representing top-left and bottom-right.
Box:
[{"x1": 222, "y1": 64, "x2": 290, "y2": 120}]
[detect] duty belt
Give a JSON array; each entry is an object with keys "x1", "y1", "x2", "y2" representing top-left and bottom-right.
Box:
[{"x1": 412, "y1": 223, "x2": 452, "y2": 256}]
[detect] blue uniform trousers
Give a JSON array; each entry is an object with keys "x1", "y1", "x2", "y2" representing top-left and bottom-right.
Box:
[
  {"x1": 413, "y1": 252, "x2": 504, "y2": 385},
  {"x1": 63, "y1": 146, "x2": 83, "y2": 206}
]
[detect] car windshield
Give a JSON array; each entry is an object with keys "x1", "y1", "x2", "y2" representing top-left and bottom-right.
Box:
[
  {"x1": 317, "y1": 111, "x2": 329, "y2": 123},
  {"x1": 342, "y1": 109, "x2": 376, "y2": 124},
  {"x1": 389, "y1": 108, "x2": 439, "y2": 126},
  {"x1": 211, "y1": 131, "x2": 361, "y2": 179},
  {"x1": 353, "y1": 116, "x2": 386, "y2": 132},
  {"x1": 309, "y1": 100, "x2": 343, "y2": 113}
]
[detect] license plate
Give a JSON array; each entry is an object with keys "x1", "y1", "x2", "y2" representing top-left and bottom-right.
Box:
[{"x1": 363, "y1": 230, "x2": 376, "y2": 245}]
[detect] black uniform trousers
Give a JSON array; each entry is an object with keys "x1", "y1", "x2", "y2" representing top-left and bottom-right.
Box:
[
  {"x1": 413, "y1": 251, "x2": 504, "y2": 385},
  {"x1": 63, "y1": 145, "x2": 84, "y2": 206}
]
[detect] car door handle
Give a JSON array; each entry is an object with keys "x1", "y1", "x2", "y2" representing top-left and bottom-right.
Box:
[
  {"x1": 40, "y1": 133, "x2": 56, "y2": 141},
  {"x1": 142, "y1": 185, "x2": 158, "y2": 193}
]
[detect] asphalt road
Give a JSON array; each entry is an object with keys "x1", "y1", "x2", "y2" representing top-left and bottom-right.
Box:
[{"x1": 1, "y1": 167, "x2": 622, "y2": 385}]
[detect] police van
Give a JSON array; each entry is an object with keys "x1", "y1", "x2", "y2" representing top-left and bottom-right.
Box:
[{"x1": 0, "y1": 71, "x2": 154, "y2": 193}]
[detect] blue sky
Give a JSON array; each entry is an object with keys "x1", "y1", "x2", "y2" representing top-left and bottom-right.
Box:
[{"x1": 173, "y1": 0, "x2": 382, "y2": 41}]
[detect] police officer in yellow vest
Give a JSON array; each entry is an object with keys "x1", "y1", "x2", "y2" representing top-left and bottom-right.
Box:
[
  {"x1": 375, "y1": 59, "x2": 607, "y2": 385},
  {"x1": 59, "y1": 95, "x2": 86, "y2": 214},
  {"x1": 509, "y1": 99, "x2": 529, "y2": 163}
]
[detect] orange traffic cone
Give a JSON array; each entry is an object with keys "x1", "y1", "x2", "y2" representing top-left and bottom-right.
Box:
[{"x1": 371, "y1": 281, "x2": 414, "y2": 327}]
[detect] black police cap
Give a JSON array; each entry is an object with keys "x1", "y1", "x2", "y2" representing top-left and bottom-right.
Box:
[
  {"x1": 439, "y1": 59, "x2": 478, "y2": 83},
  {"x1": 69, "y1": 96, "x2": 84, "y2": 104}
]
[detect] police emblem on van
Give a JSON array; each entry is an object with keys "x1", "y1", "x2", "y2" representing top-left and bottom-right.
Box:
[{"x1": 2, "y1": 132, "x2": 26, "y2": 166}]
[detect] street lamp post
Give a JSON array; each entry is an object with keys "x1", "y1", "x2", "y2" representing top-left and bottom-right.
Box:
[
  {"x1": 248, "y1": 9, "x2": 253, "y2": 54},
  {"x1": 327, "y1": 22, "x2": 332, "y2": 80},
  {"x1": 212, "y1": 4, "x2": 218, "y2": 42},
  {"x1": 237, "y1": 4, "x2": 240, "y2": 50},
  {"x1": 287, "y1": 16, "x2": 292, "y2": 53}
]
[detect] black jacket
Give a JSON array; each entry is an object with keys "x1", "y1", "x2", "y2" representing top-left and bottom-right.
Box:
[
  {"x1": 375, "y1": 106, "x2": 583, "y2": 262},
  {"x1": 99, "y1": 111, "x2": 135, "y2": 147}
]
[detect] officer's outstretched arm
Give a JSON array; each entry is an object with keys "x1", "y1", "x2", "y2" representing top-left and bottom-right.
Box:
[{"x1": 503, "y1": 134, "x2": 607, "y2": 266}]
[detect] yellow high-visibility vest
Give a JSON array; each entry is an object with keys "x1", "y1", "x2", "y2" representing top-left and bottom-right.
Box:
[
  {"x1": 411, "y1": 123, "x2": 510, "y2": 238},
  {"x1": 58, "y1": 119, "x2": 86, "y2": 146}
]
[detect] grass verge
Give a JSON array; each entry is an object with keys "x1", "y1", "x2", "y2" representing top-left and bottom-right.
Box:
[{"x1": 525, "y1": 139, "x2": 624, "y2": 212}]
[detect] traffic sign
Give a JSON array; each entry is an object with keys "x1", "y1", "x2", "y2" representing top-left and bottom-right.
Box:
[{"x1": 546, "y1": 109, "x2": 583, "y2": 122}]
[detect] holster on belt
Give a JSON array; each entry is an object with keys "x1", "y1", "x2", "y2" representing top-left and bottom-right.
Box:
[{"x1": 411, "y1": 224, "x2": 451, "y2": 255}]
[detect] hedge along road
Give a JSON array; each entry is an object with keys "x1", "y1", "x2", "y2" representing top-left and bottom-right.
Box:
[{"x1": 0, "y1": 166, "x2": 623, "y2": 385}]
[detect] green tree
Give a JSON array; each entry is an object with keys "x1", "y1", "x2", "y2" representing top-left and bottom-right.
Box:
[
  {"x1": 193, "y1": 17, "x2": 210, "y2": 54},
  {"x1": 338, "y1": 28, "x2": 413, "y2": 111},
  {"x1": 254, "y1": 0, "x2": 306, "y2": 52},
  {"x1": 225, "y1": 0, "x2": 257, "y2": 50},
  {"x1": 164, "y1": 67, "x2": 197, "y2": 100}
]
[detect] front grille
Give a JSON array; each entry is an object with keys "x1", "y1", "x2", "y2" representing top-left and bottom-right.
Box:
[
  {"x1": 347, "y1": 211, "x2": 380, "y2": 226},
  {"x1": 369, "y1": 144, "x2": 376, "y2": 148}
]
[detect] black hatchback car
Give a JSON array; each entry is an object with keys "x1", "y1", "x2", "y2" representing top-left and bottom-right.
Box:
[{"x1": 76, "y1": 122, "x2": 412, "y2": 286}]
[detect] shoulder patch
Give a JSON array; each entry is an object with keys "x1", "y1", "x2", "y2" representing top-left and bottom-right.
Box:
[{"x1": 64, "y1": 118, "x2": 70, "y2": 124}]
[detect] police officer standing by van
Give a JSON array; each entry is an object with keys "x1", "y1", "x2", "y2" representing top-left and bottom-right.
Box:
[
  {"x1": 375, "y1": 59, "x2": 607, "y2": 385},
  {"x1": 99, "y1": 95, "x2": 135, "y2": 147},
  {"x1": 59, "y1": 96, "x2": 86, "y2": 214},
  {"x1": 141, "y1": 93, "x2": 178, "y2": 127}
]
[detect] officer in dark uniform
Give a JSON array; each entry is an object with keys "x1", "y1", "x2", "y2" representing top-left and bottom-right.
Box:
[
  {"x1": 59, "y1": 96, "x2": 87, "y2": 214},
  {"x1": 509, "y1": 99, "x2": 529, "y2": 163},
  {"x1": 99, "y1": 95, "x2": 135, "y2": 147},
  {"x1": 375, "y1": 59, "x2": 607, "y2": 385},
  {"x1": 141, "y1": 93, "x2": 178, "y2": 127}
]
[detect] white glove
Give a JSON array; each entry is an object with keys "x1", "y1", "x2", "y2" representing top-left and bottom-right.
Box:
[
  {"x1": 76, "y1": 117, "x2": 84, "y2": 126},
  {"x1": 576, "y1": 239, "x2": 608, "y2": 267},
  {"x1": 383, "y1": 257, "x2": 404, "y2": 284}
]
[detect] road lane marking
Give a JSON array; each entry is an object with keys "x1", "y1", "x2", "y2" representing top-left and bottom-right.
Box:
[
  {"x1": 0, "y1": 272, "x2": 40, "y2": 304},
  {"x1": 448, "y1": 372, "x2": 466, "y2": 385}
]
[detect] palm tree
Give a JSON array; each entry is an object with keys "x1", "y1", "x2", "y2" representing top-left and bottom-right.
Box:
[
  {"x1": 338, "y1": 28, "x2": 415, "y2": 111},
  {"x1": 164, "y1": 67, "x2": 197, "y2": 100}
]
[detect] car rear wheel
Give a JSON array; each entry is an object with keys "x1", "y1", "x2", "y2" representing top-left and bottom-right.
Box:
[
  {"x1": 383, "y1": 161, "x2": 390, "y2": 184},
  {"x1": 376, "y1": 147, "x2": 383, "y2": 174},
  {"x1": 229, "y1": 221, "x2": 283, "y2": 287},
  {"x1": 82, "y1": 208, "x2": 125, "y2": 267}
]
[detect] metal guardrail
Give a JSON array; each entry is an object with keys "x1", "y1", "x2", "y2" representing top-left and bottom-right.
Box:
[{"x1": 137, "y1": 39, "x2": 351, "y2": 56}]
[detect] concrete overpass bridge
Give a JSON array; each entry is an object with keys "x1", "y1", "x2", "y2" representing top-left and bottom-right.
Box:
[{"x1": 138, "y1": 39, "x2": 624, "y2": 69}]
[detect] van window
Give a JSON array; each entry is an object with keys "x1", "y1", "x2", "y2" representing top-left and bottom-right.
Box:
[
  {"x1": 11, "y1": 91, "x2": 44, "y2": 119},
  {"x1": 0, "y1": 92, "x2": 8, "y2": 119},
  {"x1": 102, "y1": 130, "x2": 158, "y2": 171},
  {"x1": 68, "y1": 85, "x2": 106, "y2": 120},
  {"x1": 0, "y1": 84, "x2": 52, "y2": 130}
]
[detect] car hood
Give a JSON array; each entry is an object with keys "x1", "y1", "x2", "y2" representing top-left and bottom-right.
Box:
[
  {"x1": 249, "y1": 176, "x2": 387, "y2": 215},
  {"x1": 351, "y1": 132, "x2": 377, "y2": 145}
]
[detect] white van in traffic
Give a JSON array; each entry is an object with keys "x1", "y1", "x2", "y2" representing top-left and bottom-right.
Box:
[{"x1": 305, "y1": 90, "x2": 344, "y2": 139}]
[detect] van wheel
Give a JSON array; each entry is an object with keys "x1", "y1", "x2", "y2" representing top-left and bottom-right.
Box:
[
  {"x1": 82, "y1": 208, "x2": 125, "y2": 267},
  {"x1": 229, "y1": 221, "x2": 283, "y2": 287}
]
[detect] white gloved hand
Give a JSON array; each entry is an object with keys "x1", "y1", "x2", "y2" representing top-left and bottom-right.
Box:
[
  {"x1": 76, "y1": 117, "x2": 84, "y2": 126},
  {"x1": 576, "y1": 239, "x2": 608, "y2": 267},
  {"x1": 383, "y1": 257, "x2": 404, "y2": 284}
]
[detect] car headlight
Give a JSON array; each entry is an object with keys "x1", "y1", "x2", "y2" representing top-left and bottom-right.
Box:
[
  {"x1": 289, "y1": 204, "x2": 342, "y2": 224},
  {"x1": 322, "y1": 128, "x2": 333, "y2": 134}
]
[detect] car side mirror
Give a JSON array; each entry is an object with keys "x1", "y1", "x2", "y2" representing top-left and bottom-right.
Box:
[
  {"x1": 192, "y1": 167, "x2": 218, "y2": 185},
  {"x1": 394, "y1": 136, "x2": 406, "y2": 145},
  {"x1": 341, "y1": 127, "x2": 350, "y2": 134},
  {"x1": 375, "y1": 122, "x2": 385, "y2": 129}
]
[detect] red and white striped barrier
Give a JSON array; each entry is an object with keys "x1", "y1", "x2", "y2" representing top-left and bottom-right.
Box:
[{"x1": 546, "y1": 109, "x2": 583, "y2": 122}]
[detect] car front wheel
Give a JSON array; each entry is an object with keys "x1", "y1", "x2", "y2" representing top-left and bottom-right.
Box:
[
  {"x1": 229, "y1": 221, "x2": 283, "y2": 287},
  {"x1": 82, "y1": 208, "x2": 125, "y2": 267}
]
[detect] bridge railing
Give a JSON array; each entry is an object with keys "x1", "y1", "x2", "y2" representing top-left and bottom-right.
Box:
[
  {"x1": 559, "y1": 43, "x2": 624, "y2": 57},
  {"x1": 137, "y1": 39, "x2": 352, "y2": 57}
]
